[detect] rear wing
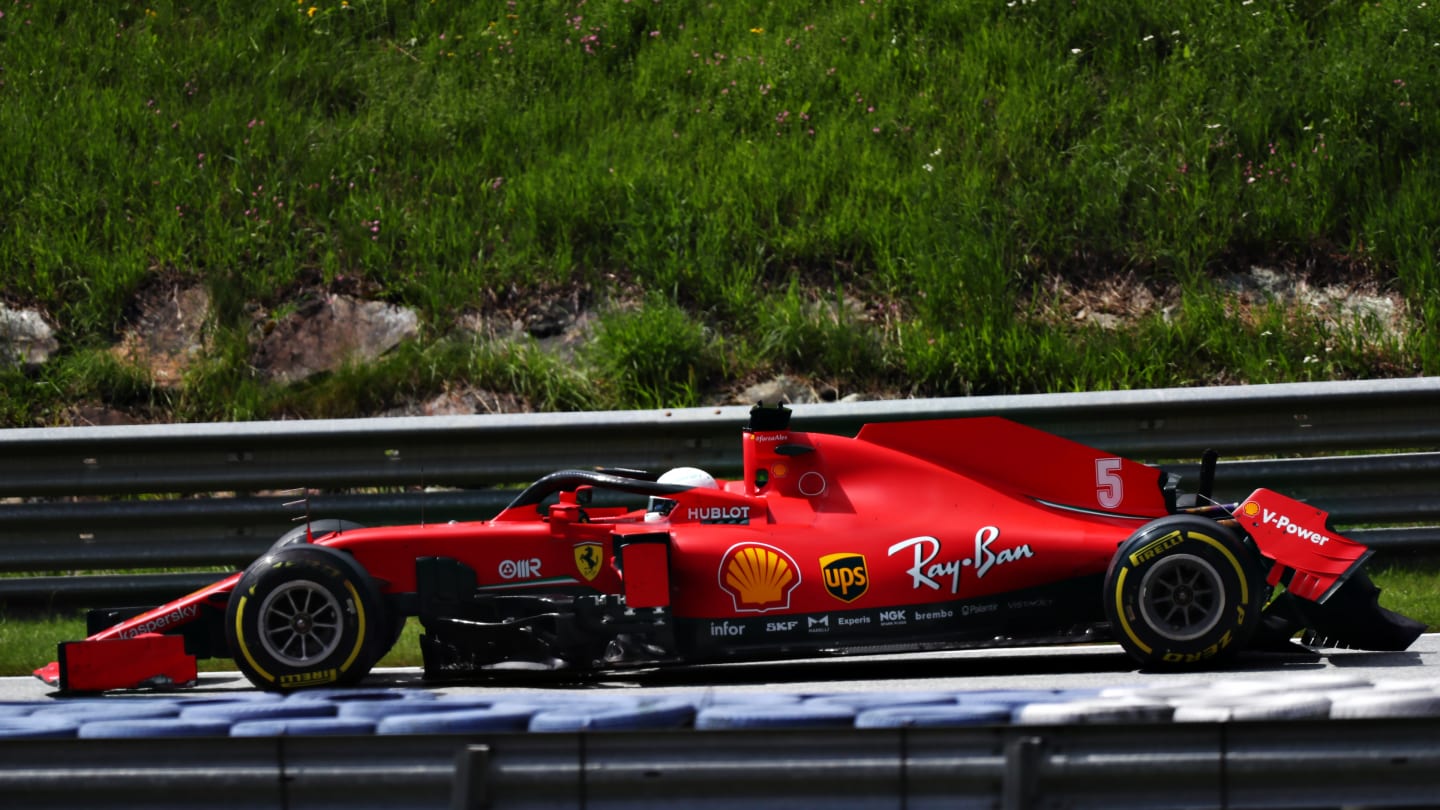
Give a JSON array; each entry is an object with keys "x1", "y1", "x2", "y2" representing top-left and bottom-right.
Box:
[{"x1": 1232, "y1": 488, "x2": 1371, "y2": 603}]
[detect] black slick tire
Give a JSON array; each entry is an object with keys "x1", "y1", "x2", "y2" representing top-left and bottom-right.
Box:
[
  {"x1": 1104, "y1": 515, "x2": 1265, "y2": 669},
  {"x1": 265, "y1": 521, "x2": 406, "y2": 660},
  {"x1": 267, "y1": 519, "x2": 366, "y2": 554},
  {"x1": 226, "y1": 545, "x2": 385, "y2": 692}
]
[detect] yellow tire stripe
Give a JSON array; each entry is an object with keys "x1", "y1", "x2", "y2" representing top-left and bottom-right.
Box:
[
  {"x1": 1114, "y1": 527, "x2": 1252, "y2": 658},
  {"x1": 339, "y1": 580, "x2": 368, "y2": 674},
  {"x1": 235, "y1": 572, "x2": 370, "y2": 685},
  {"x1": 1113, "y1": 567, "x2": 1152, "y2": 655},
  {"x1": 233, "y1": 593, "x2": 275, "y2": 684}
]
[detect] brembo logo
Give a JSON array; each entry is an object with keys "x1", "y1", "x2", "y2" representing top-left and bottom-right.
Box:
[{"x1": 118, "y1": 605, "x2": 200, "y2": 638}]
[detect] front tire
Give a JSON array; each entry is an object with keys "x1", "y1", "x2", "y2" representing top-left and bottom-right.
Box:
[
  {"x1": 226, "y1": 545, "x2": 385, "y2": 692},
  {"x1": 267, "y1": 519, "x2": 367, "y2": 554},
  {"x1": 1105, "y1": 515, "x2": 1265, "y2": 669}
]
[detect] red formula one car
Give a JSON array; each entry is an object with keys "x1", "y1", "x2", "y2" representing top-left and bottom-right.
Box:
[{"x1": 37, "y1": 404, "x2": 1423, "y2": 693}]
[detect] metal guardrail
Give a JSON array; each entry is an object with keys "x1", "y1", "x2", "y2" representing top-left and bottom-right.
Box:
[
  {"x1": 2, "y1": 378, "x2": 1439, "y2": 607},
  {"x1": 3, "y1": 720, "x2": 1440, "y2": 809}
]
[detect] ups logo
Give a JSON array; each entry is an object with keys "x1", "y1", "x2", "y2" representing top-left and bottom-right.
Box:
[{"x1": 820, "y1": 553, "x2": 868, "y2": 603}]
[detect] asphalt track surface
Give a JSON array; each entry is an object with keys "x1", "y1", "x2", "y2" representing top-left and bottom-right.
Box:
[{"x1": 5, "y1": 633, "x2": 1438, "y2": 703}]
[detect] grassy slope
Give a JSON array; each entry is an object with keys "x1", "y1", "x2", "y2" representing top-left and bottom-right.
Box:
[
  {"x1": 2, "y1": 3, "x2": 1438, "y2": 674},
  {"x1": 1, "y1": 1, "x2": 1438, "y2": 422}
]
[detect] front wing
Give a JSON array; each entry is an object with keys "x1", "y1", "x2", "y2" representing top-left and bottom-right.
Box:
[{"x1": 34, "y1": 575, "x2": 235, "y2": 693}]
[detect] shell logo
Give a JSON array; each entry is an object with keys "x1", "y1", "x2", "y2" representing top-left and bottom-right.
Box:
[
  {"x1": 719, "y1": 543, "x2": 800, "y2": 613},
  {"x1": 1242, "y1": 501, "x2": 1260, "y2": 518}
]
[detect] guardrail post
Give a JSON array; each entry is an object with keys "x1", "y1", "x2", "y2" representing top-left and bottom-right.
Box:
[
  {"x1": 1003, "y1": 735, "x2": 1044, "y2": 810},
  {"x1": 452, "y1": 744, "x2": 491, "y2": 810}
]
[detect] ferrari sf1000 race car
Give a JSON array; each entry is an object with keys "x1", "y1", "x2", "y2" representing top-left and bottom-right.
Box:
[{"x1": 37, "y1": 404, "x2": 1423, "y2": 693}]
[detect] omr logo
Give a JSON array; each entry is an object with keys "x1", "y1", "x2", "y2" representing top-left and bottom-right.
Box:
[{"x1": 819, "y1": 553, "x2": 868, "y2": 603}]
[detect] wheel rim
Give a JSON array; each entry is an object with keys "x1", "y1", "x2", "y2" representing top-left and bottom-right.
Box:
[
  {"x1": 1137, "y1": 553, "x2": 1225, "y2": 642},
  {"x1": 257, "y1": 580, "x2": 344, "y2": 667}
]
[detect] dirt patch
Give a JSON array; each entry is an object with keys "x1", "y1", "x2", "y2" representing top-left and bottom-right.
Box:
[
  {"x1": 111, "y1": 281, "x2": 212, "y2": 387},
  {"x1": 382, "y1": 384, "x2": 530, "y2": 416},
  {"x1": 1028, "y1": 265, "x2": 1406, "y2": 338},
  {"x1": 1030, "y1": 271, "x2": 1180, "y2": 330}
]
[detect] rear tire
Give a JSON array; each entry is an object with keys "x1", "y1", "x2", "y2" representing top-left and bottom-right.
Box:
[
  {"x1": 1105, "y1": 515, "x2": 1265, "y2": 669},
  {"x1": 226, "y1": 545, "x2": 385, "y2": 692}
]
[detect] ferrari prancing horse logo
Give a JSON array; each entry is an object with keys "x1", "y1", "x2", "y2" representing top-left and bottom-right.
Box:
[{"x1": 574, "y1": 542, "x2": 603, "y2": 582}]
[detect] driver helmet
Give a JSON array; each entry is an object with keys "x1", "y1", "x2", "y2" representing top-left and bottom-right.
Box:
[
  {"x1": 657, "y1": 466, "x2": 719, "y2": 490},
  {"x1": 646, "y1": 467, "x2": 719, "y2": 521}
]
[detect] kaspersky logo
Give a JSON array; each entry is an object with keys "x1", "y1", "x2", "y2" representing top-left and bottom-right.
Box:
[
  {"x1": 819, "y1": 553, "x2": 868, "y2": 602},
  {"x1": 719, "y1": 543, "x2": 799, "y2": 613},
  {"x1": 117, "y1": 604, "x2": 200, "y2": 638}
]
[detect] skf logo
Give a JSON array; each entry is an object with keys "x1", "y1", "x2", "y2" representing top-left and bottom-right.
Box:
[
  {"x1": 573, "y1": 542, "x2": 603, "y2": 582},
  {"x1": 719, "y1": 543, "x2": 800, "y2": 613},
  {"x1": 819, "y1": 553, "x2": 868, "y2": 603}
]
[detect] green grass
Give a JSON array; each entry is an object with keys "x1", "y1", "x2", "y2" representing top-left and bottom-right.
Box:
[
  {"x1": 1363, "y1": 561, "x2": 1440, "y2": 632},
  {"x1": 0, "y1": 612, "x2": 427, "y2": 678},
  {"x1": 2, "y1": 0, "x2": 1437, "y2": 680},
  {"x1": 2, "y1": 1, "x2": 1438, "y2": 422}
]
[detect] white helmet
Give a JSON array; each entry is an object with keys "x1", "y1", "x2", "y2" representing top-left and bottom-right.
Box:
[
  {"x1": 657, "y1": 466, "x2": 719, "y2": 490},
  {"x1": 646, "y1": 467, "x2": 718, "y2": 522}
]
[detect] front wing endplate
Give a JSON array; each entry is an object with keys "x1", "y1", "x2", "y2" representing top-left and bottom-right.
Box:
[{"x1": 35, "y1": 634, "x2": 197, "y2": 693}]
